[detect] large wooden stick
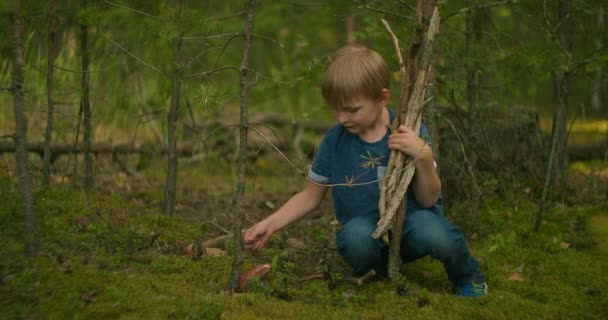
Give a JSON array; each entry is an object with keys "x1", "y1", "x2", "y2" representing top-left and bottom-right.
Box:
[
  {"x1": 375, "y1": 7, "x2": 440, "y2": 281},
  {"x1": 374, "y1": 7, "x2": 441, "y2": 240}
]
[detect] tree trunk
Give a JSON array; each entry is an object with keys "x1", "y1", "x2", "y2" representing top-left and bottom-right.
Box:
[
  {"x1": 43, "y1": 0, "x2": 56, "y2": 187},
  {"x1": 551, "y1": 0, "x2": 573, "y2": 188},
  {"x1": 464, "y1": 0, "x2": 482, "y2": 227},
  {"x1": 590, "y1": 4, "x2": 605, "y2": 113},
  {"x1": 345, "y1": 15, "x2": 355, "y2": 44},
  {"x1": 164, "y1": 0, "x2": 182, "y2": 215},
  {"x1": 536, "y1": 0, "x2": 573, "y2": 231},
  {"x1": 81, "y1": 1, "x2": 93, "y2": 189},
  {"x1": 551, "y1": 71, "x2": 568, "y2": 187},
  {"x1": 12, "y1": 0, "x2": 37, "y2": 256},
  {"x1": 230, "y1": 0, "x2": 257, "y2": 293},
  {"x1": 70, "y1": 104, "x2": 83, "y2": 185}
]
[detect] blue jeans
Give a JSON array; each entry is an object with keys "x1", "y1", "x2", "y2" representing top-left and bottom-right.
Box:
[{"x1": 336, "y1": 210, "x2": 480, "y2": 286}]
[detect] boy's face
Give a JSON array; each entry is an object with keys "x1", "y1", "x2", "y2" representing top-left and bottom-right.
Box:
[{"x1": 333, "y1": 90, "x2": 389, "y2": 137}]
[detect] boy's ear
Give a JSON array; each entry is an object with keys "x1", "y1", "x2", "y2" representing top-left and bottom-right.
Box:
[{"x1": 379, "y1": 88, "x2": 390, "y2": 106}]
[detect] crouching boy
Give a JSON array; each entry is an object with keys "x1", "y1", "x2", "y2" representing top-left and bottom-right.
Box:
[{"x1": 244, "y1": 44, "x2": 487, "y2": 297}]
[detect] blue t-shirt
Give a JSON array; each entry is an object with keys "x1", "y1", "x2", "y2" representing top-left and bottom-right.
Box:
[{"x1": 308, "y1": 108, "x2": 443, "y2": 225}]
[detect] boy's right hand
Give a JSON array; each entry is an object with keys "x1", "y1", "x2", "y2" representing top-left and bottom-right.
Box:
[{"x1": 244, "y1": 220, "x2": 274, "y2": 251}]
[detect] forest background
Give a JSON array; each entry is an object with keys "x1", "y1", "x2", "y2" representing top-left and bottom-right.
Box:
[{"x1": 0, "y1": 0, "x2": 607, "y2": 319}]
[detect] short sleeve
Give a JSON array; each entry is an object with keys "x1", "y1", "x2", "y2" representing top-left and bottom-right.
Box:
[
  {"x1": 419, "y1": 122, "x2": 437, "y2": 168},
  {"x1": 419, "y1": 122, "x2": 432, "y2": 147},
  {"x1": 308, "y1": 132, "x2": 332, "y2": 184}
]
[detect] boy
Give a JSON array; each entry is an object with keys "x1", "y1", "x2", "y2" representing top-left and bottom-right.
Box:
[{"x1": 244, "y1": 44, "x2": 488, "y2": 297}]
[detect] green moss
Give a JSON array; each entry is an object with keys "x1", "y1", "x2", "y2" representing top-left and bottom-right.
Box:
[{"x1": 1, "y1": 167, "x2": 607, "y2": 319}]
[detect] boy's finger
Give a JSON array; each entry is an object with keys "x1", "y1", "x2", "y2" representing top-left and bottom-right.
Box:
[{"x1": 397, "y1": 125, "x2": 410, "y2": 133}]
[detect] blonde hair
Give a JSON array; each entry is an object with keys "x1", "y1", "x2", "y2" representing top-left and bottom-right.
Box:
[{"x1": 321, "y1": 44, "x2": 390, "y2": 109}]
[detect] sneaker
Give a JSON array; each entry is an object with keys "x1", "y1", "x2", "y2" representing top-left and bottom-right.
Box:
[{"x1": 457, "y1": 272, "x2": 488, "y2": 298}]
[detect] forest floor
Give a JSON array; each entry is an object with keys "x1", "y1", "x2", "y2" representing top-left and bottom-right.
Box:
[{"x1": 0, "y1": 144, "x2": 607, "y2": 319}]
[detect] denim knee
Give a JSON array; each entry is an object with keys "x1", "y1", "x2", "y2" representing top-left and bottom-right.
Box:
[
  {"x1": 402, "y1": 210, "x2": 465, "y2": 259},
  {"x1": 336, "y1": 215, "x2": 387, "y2": 277},
  {"x1": 401, "y1": 210, "x2": 480, "y2": 285}
]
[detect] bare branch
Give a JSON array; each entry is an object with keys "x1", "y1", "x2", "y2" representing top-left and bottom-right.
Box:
[
  {"x1": 381, "y1": 18, "x2": 405, "y2": 79},
  {"x1": 444, "y1": 0, "x2": 518, "y2": 20},
  {"x1": 52, "y1": 62, "x2": 118, "y2": 73},
  {"x1": 103, "y1": 0, "x2": 163, "y2": 19},
  {"x1": 180, "y1": 32, "x2": 242, "y2": 40},
  {"x1": 248, "y1": 125, "x2": 423, "y2": 189},
  {"x1": 437, "y1": 114, "x2": 483, "y2": 201},
  {"x1": 185, "y1": 66, "x2": 239, "y2": 79},
  {"x1": 396, "y1": 0, "x2": 416, "y2": 12},
  {"x1": 542, "y1": 0, "x2": 572, "y2": 60},
  {"x1": 100, "y1": 31, "x2": 164, "y2": 74},
  {"x1": 245, "y1": 67, "x2": 291, "y2": 85},
  {"x1": 353, "y1": 0, "x2": 414, "y2": 20}
]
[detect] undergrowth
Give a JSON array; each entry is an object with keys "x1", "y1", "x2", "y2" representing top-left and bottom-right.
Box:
[{"x1": 0, "y1": 160, "x2": 607, "y2": 319}]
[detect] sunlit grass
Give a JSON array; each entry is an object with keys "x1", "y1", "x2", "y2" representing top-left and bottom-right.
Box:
[{"x1": 539, "y1": 117, "x2": 607, "y2": 144}]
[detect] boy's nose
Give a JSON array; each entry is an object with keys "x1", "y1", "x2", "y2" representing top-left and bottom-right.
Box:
[{"x1": 337, "y1": 111, "x2": 349, "y2": 124}]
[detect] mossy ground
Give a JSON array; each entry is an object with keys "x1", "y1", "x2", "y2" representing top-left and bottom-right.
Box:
[{"x1": 0, "y1": 153, "x2": 606, "y2": 320}]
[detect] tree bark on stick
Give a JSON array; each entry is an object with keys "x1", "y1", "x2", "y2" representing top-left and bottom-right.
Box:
[
  {"x1": 164, "y1": 0, "x2": 182, "y2": 216},
  {"x1": 43, "y1": 0, "x2": 56, "y2": 187},
  {"x1": 12, "y1": 0, "x2": 37, "y2": 256},
  {"x1": 422, "y1": 0, "x2": 439, "y2": 160},
  {"x1": 81, "y1": 0, "x2": 93, "y2": 189},
  {"x1": 229, "y1": 0, "x2": 257, "y2": 293},
  {"x1": 375, "y1": 3, "x2": 440, "y2": 281}
]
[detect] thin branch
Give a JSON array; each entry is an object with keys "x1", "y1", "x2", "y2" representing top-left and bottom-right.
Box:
[
  {"x1": 396, "y1": 0, "x2": 416, "y2": 12},
  {"x1": 542, "y1": 0, "x2": 572, "y2": 60},
  {"x1": 183, "y1": 46, "x2": 223, "y2": 70},
  {"x1": 180, "y1": 32, "x2": 242, "y2": 40},
  {"x1": 212, "y1": 34, "x2": 244, "y2": 71},
  {"x1": 568, "y1": 45, "x2": 607, "y2": 72},
  {"x1": 52, "y1": 62, "x2": 119, "y2": 74},
  {"x1": 100, "y1": 31, "x2": 163, "y2": 74},
  {"x1": 181, "y1": 33, "x2": 284, "y2": 49},
  {"x1": 185, "y1": 66, "x2": 239, "y2": 79},
  {"x1": 353, "y1": 0, "x2": 414, "y2": 20},
  {"x1": 437, "y1": 114, "x2": 483, "y2": 201},
  {"x1": 382, "y1": 18, "x2": 405, "y2": 70},
  {"x1": 248, "y1": 125, "x2": 425, "y2": 188},
  {"x1": 245, "y1": 67, "x2": 291, "y2": 85},
  {"x1": 103, "y1": 0, "x2": 163, "y2": 19},
  {"x1": 444, "y1": 0, "x2": 518, "y2": 20}
]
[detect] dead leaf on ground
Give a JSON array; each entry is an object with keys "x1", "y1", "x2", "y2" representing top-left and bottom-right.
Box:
[
  {"x1": 509, "y1": 273, "x2": 524, "y2": 282},
  {"x1": 238, "y1": 264, "x2": 272, "y2": 291},
  {"x1": 203, "y1": 247, "x2": 227, "y2": 257},
  {"x1": 184, "y1": 243, "x2": 196, "y2": 259},
  {"x1": 560, "y1": 242, "x2": 571, "y2": 249}
]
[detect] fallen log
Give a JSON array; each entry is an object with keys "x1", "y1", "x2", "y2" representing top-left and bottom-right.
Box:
[{"x1": 0, "y1": 142, "x2": 196, "y2": 162}]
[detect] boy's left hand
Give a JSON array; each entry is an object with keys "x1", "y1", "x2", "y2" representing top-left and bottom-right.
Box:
[{"x1": 388, "y1": 125, "x2": 432, "y2": 159}]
